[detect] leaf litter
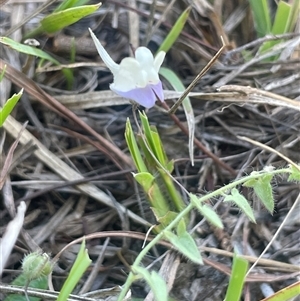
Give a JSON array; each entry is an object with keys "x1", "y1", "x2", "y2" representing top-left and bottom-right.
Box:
[{"x1": 0, "y1": 1, "x2": 299, "y2": 300}]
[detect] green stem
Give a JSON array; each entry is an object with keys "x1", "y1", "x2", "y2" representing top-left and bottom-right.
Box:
[{"x1": 117, "y1": 167, "x2": 291, "y2": 300}]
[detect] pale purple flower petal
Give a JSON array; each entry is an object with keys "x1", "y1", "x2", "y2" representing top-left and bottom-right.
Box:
[{"x1": 110, "y1": 81, "x2": 164, "y2": 108}]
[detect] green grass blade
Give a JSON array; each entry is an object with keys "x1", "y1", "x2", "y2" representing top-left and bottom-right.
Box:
[
  {"x1": 0, "y1": 64, "x2": 6, "y2": 82},
  {"x1": 41, "y1": 3, "x2": 101, "y2": 34},
  {"x1": 259, "y1": 1, "x2": 291, "y2": 54},
  {"x1": 125, "y1": 118, "x2": 148, "y2": 173},
  {"x1": 0, "y1": 89, "x2": 23, "y2": 127},
  {"x1": 259, "y1": 281, "x2": 300, "y2": 301},
  {"x1": 54, "y1": 0, "x2": 90, "y2": 12},
  {"x1": 57, "y1": 240, "x2": 91, "y2": 301},
  {"x1": 0, "y1": 37, "x2": 74, "y2": 89},
  {"x1": 134, "y1": 172, "x2": 170, "y2": 221},
  {"x1": 224, "y1": 255, "x2": 248, "y2": 301},
  {"x1": 159, "y1": 67, "x2": 195, "y2": 165},
  {"x1": 139, "y1": 111, "x2": 160, "y2": 160},
  {"x1": 0, "y1": 37, "x2": 60, "y2": 65},
  {"x1": 272, "y1": 1, "x2": 291, "y2": 34},
  {"x1": 286, "y1": 0, "x2": 300, "y2": 32},
  {"x1": 157, "y1": 6, "x2": 191, "y2": 53},
  {"x1": 249, "y1": 0, "x2": 271, "y2": 37}
]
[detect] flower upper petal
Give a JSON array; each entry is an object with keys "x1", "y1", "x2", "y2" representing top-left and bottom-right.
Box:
[
  {"x1": 153, "y1": 51, "x2": 166, "y2": 73},
  {"x1": 113, "y1": 57, "x2": 148, "y2": 91},
  {"x1": 89, "y1": 28, "x2": 119, "y2": 74},
  {"x1": 135, "y1": 47, "x2": 155, "y2": 67}
]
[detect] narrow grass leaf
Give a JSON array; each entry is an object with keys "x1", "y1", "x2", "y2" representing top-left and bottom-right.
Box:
[
  {"x1": 157, "y1": 7, "x2": 191, "y2": 53},
  {"x1": 164, "y1": 230, "x2": 203, "y2": 264},
  {"x1": 260, "y1": 280, "x2": 300, "y2": 301},
  {"x1": 160, "y1": 67, "x2": 195, "y2": 166},
  {"x1": 244, "y1": 175, "x2": 274, "y2": 213},
  {"x1": 259, "y1": 1, "x2": 291, "y2": 54},
  {"x1": 190, "y1": 194, "x2": 224, "y2": 229},
  {"x1": 125, "y1": 118, "x2": 148, "y2": 173},
  {"x1": 0, "y1": 89, "x2": 23, "y2": 127},
  {"x1": 0, "y1": 64, "x2": 6, "y2": 82},
  {"x1": 0, "y1": 38, "x2": 74, "y2": 88},
  {"x1": 41, "y1": 3, "x2": 101, "y2": 33},
  {"x1": 286, "y1": 0, "x2": 300, "y2": 32},
  {"x1": 151, "y1": 129, "x2": 167, "y2": 165},
  {"x1": 132, "y1": 266, "x2": 168, "y2": 301},
  {"x1": 134, "y1": 172, "x2": 170, "y2": 219},
  {"x1": 224, "y1": 255, "x2": 248, "y2": 301},
  {"x1": 249, "y1": 0, "x2": 271, "y2": 37},
  {"x1": 224, "y1": 188, "x2": 256, "y2": 223},
  {"x1": 271, "y1": 1, "x2": 291, "y2": 34},
  {"x1": 0, "y1": 37, "x2": 60, "y2": 65},
  {"x1": 139, "y1": 111, "x2": 157, "y2": 157},
  {"x1": 54, "y1": 0, "x2": 90, "y2": 12},
  {"x1": 57, "y1": 239, "x2": 91, "y2": 301}
]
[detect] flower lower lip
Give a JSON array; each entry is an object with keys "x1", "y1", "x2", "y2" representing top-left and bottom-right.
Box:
[{"x1": 110, "y1": 81, "x2": 164, "y2": 108}]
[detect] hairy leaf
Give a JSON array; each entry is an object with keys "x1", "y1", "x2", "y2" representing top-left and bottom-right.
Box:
[{"x1": 224, "y1": 188, "x2": 256, "y2": 223}]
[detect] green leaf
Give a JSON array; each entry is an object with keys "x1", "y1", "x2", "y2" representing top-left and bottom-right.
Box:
[
  {"x1": 260, "y1": 281, "x2": 300, "y2": 301},
  {"x1": 132, "y1": 266, "x2": 168, "y2": 301},
  {"x1": 190, "y1": 193, "x2": 224, "y2": 229},
  {"x1": 164, "y1": 230, "x2": 203, "y2": 264},
  {"x1": 4, "y1": 275, "x2": 48, "y2": 301},
  {"x1": 133, "y1": 172, "x2": 155, "y2": 191},
  {"x1": 0, "y1": 64, "x2": 6, "y2": 82},
  {"x1": 0, "y1": 89, "x2": 23, "y2": 127},
  {"x1": 133, "y1": 172, "x2": 170, "y2": 220},
  {"x1": 41, "y1": 3, "x2": 101, "y2": 34},
  {"x1": 54, "y1": 0, "x2": 90, "y2": 12},
  {"x1": 159, "y1": 67, "x2": 195, "y2": 166},
  {"x1": 57, "y1": 240, "x2": 91, "y2": 301},
  {"x1": 151, "y1": 129, "x2": 167, "y2": 165},
  {"x1": 244, "y1": 174, "x2": 274, "y2": 213},
  {"x1": 0, "y1": 37, "x2": 60, "y2": 65},
  {"x1": 288, "y1": 165, "x2": 300, "y2": 182},
  {"x1": 224, "y1": 254, "x2": 248, "y2": 301},
  {"x1": 224, "y1": 188, "x2": 256, "y2": 223},
  {"x1": 176, "y1": 218, "x2": 186, "y2": 236},
  {"x1": 271, "y1": 1, "x2": 291, "y2": 34},
  {"x1": 0, "y1": 37, "x2": 74, "y2": 89},
  {"x1": 139, "y1": 111, "x2": 157, "y2": 158},
  {"x1": 286, "y1": 0, "x2": 300, "y2": 33},
  {"x1": 157, "y1": 7, "x2": 191, "y2": 53},
  {"x1": 125, "y1": 118, "x2": 148, "y2": 173},
  {"x1": 259, "y1": 1, "x2": 291, "y2": 54},
  {"x1": 155, "y1": 211, "x2": 179, "y2": 230},
  {"x1": 249, "y1": 0, "x2": 271, "y2": 37}
]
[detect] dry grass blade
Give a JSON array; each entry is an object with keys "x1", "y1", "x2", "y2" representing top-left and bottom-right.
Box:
[
  {"x1": 0, "y1": 201, "x2": 26, "y2": 276},
  {"x1": 1, "y1": 1, "x2": 299, "y2": 299},
  {"x1": 219, "y1": 85, "x2": 300, "y2": 111},
  {"x1": 169, "y1": 40, "x2": 226, "y2": 114},
  {"x1": 0, "y1": 121, "x2": 27, "y2": 189},
  {"x1": 0, "y1": 59, "x2": 132, "y2": 168},
  {"x1": 3, "y1": 114, "x2": 148, "y2": 226}
]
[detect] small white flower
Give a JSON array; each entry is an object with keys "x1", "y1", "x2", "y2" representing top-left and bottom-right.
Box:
[{"x1": 89, "y1": 28, "x2": 166, "y2": 108}]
